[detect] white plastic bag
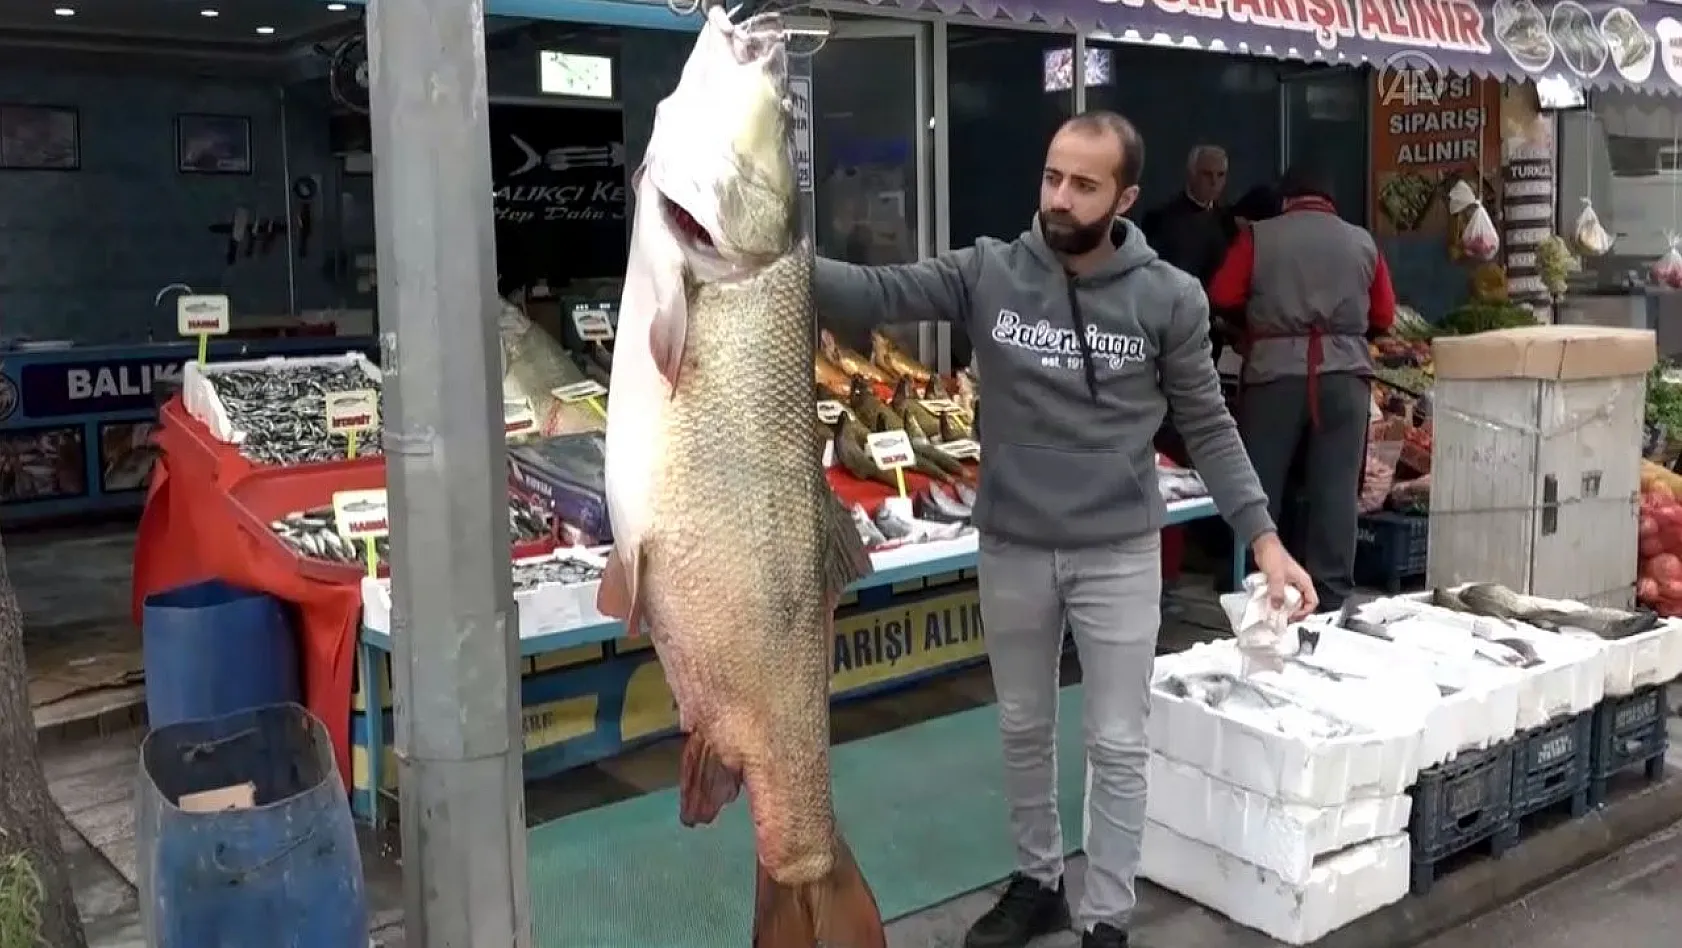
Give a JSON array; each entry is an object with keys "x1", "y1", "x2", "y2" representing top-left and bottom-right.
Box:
[
  {"x1": 1218, "y1": 572, "x2": 1304, "y2": 675},
  {"x1": 1573, "y1": 198, "x2": 1613, "y2": 257},
  {"x1": 1446, "y1": 179, "x2": 1500, "y2": 261},
  {"x1": 1653, "y1": 233, "x2": 1682, "y2": 289}
]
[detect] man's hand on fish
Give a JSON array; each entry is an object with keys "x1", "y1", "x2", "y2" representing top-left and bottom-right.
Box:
[{"x1": 1252, "y1": 531, "x2": 1317, "y2": 620}]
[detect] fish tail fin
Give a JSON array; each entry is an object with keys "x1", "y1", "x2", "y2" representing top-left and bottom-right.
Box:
[
  {"x1": 752, "y1": 835, "x2": 885, "y2": 948},
  {"x1": 822, "y1": 490, "x2": 874, "y2": 594}
]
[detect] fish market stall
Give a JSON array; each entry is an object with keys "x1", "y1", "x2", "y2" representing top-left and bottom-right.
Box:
[
  {"x1": 0, "y1": 336, "x2": 373, "y2": 523},
  {"x1": 1083, "y1": 582, "x2": 1682, "y2": 945},
  {"x1": 345, "y1": 324, "x2": 1246, "y2": 823}
]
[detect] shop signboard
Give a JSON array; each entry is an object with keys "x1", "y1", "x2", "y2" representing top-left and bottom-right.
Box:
[
  {"x1": 1369, "y1": 68, "x2": 1503, "y2": 241},
  {"x1": 946, "y1": 0, "x2": 1682, "y2": 95},
  {"x1": 489, "y1": 104, "x2": 628, "y2": 289}
]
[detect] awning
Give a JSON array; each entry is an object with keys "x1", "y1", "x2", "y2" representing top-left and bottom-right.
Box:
[{"x1": 884, "y1": 0, "x2": 1682, "y2": 96}]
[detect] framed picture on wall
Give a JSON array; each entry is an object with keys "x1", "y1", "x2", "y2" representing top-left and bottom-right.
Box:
[
  {"x1": 0, "y1": 105, "x2": 80, "y2": 171},
  {"x1": 177, "y1": 113, "x2": 252, "y2": 175}
]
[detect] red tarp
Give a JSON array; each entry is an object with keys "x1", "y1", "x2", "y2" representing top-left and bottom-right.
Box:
[{"x1": 132, "y1": 399, "x2": 364, "y2": 781}]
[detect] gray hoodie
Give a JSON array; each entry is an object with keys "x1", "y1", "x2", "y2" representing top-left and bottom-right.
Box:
[{"x1": 814, "y1": 217, "x2": 1274, "y2": 550}]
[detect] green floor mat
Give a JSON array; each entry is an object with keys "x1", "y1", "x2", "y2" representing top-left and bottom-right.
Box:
[{"x1": 527, "y1": 685, "x2": 1088, "y2": 947}]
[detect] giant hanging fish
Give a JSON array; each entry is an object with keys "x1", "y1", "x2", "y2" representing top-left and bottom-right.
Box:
[{"x1": 596, "y1": 8, "x2": 885, "y2": 947}]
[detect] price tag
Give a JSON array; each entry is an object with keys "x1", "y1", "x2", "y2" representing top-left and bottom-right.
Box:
[
  {"x1": 177, "y1": 294, "x2": 230, "y2": 364},
  {"x1": 552, "y1": 380, "x2": 608, "y2": 403},
  {"x1": 176, "y1": 294, "x2": 230, "y2": 336},
  {"x1": 504, "y1": 397, "x2": 538, "y2": 438},
  {"x1": 866, "y1": 430, "x2": 915, "y2": 471},
  {"x1": 326, "y1": 390, "x2": 379, "y2": 435},
  {"x1": 919, "y1": 398, "x2": 958, "y2": 414},
  {"x1": 816, "y1": 400, "x2": 851, "y2": 424},
  {"x1": 332, "y1": 489, "x2": 390, "y2": 539},
  {"x1": 940, "y1": 439, "x2": 980, "y2": 460},
  {"x1": 571, "y1": 305, "x2": 615, "y2": 342}
]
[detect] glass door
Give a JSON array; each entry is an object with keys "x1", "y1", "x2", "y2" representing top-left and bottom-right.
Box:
[
  {"x1": 810, "y1": 20, "x2": 934, "y2": 360},
  {"x1": 1279, "y1": 66, "x2": 1370, "y2": 225}
]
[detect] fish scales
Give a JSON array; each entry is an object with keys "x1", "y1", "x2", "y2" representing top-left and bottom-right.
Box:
[{"x1": 643, "y1": 246, "x2": 843, "y2": 882}]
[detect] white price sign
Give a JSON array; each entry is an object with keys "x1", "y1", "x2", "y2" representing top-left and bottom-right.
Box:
[
  {"x1": 332, "y1": 489, "x2": 390, "y2": 540},
  {"x1": 504, "y1": 397, "x2": 538, "y2": 438},
  {"x1": 866, "y1": 429, "x2": 915, "y2": 471},
  {"x1": 940, "y1": 439, "x2": 980, "y2": 460},
  {"x1": 176, "y1": 294, "x2": 230, "y2": 336},
  {"x1": 552, "y1": 380, "x2": 608, "y2": 403},
  {"x1": 572, "y1": 306, "x2": 615, "y2": 342},
  {"x1": 815, "y1": 400, "x2": 850, "y2": 424},
  {"x1": 919, "y1": 398, "x2": 958, "y2": 414},
  {"x1": 325, "y1": 390, "x2": 379, "y2": 435}
]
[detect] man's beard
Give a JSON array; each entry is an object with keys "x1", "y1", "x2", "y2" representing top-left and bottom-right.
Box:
[{"x1": 1040, "y1": 206, "x2": 1118, "y2": 255}]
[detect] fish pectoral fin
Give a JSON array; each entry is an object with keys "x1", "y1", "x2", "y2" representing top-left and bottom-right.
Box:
[
  {"x1": 597, "y1": 545, "x2": 647, "y2": 637},
  {"x1": 678, "y1": 733, "x2": 742, "y2": 827},
  {"x1": 649, "y1": 278, "x2": 690, "y2": 390},
  {"x1": 752, "y1": 834, "x2": 885, "y2": 948},
  {"x1": 822, "y1": 490, "x2": 874, "y2": 599}
]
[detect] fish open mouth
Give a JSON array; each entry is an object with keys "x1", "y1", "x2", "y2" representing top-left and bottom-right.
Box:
[{"x1": 663, "y1": 197, "x2": 715, "y2": 250}]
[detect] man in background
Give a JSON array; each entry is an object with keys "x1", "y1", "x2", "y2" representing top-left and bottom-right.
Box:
[
  {"x1": 1140, "y1": 146, "x2": 1231, "y2": 342},
  {"x1": 1208, "y1": 163, "x2": 1396, "y2": 612}
]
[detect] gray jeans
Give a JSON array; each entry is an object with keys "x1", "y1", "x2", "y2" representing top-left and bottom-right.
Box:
[{"x1": 978, "y1": 532, "x2": 1162, "y2": 933}]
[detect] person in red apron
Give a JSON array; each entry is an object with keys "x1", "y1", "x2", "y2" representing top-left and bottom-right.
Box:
[{"x1": 1206, "y1": 164, "x2": 1396, "y2": 611}]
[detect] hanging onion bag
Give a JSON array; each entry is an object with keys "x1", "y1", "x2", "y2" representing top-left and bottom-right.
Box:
[{"x1": 1573, "y1": 198, "x2": 1613, "y2": 257}]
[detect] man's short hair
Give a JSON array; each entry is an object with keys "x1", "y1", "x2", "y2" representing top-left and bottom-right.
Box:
[
  {"x1": 1279, "y1": 163, "x2": 1334, "y2": 201},
  {"x1": 1187, "y1": 145, "x2": 1227, "y2": 171},
  {"x1": 1058, "y1": 109, "x2": 1144, "y2": 190}
]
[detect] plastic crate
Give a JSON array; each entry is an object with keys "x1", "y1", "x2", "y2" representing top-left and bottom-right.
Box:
[
  {"x1": 1407, "y1": 742, "x2": 1517, "y2": 896},
  {"x1": 1590, "y1": 686, "x2": 1671, "y2": 808},
  {"x1": 1355, "y1": 512, "x2": 1429, "y2": 594},
  {"x1": 1510, "y1": 712, "x2": 1592, "y2": 820}
]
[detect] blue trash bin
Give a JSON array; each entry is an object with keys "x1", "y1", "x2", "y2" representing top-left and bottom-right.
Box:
[
  {"x1": 142, "y1": 579, "x2": 300, "y2": 729},
  {"x1": 137, "y1": 702, "x2": 368, "y2": 948}
]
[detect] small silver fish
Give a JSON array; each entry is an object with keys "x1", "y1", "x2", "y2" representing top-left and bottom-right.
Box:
[
  {"x1": 916, "y1": 483, "x2": 971, "y2": 524},
  {"x1": 873, "y1": 504, "x2": 916, "y2": 541},
  {"x1": 851, "y1": 504, "x2": 887, "y2": 547}
]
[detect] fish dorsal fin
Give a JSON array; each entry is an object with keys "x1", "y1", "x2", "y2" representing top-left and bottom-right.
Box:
[{"x1": 821, "y1": 489, "x2": 873, "y2": 603}]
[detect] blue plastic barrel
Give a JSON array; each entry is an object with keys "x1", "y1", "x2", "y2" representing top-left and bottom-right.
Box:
[
  {"x1": 137, "y1": 702, "x2": 368, "y2": 948},
  {"x1": 142, "y1": 580, "x2": 300, "y2": 729}
]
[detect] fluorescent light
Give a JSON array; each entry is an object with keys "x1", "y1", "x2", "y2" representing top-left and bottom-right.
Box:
[
  {"x1": 327, "y1": 2, "x2": 348, "y2": 9},
  {"x1": 256, "y1": 25, "x2": 275, "y2": 34},
  {"x1": 52, "y1": 6, "x2": 74, "y2": 15},
  {"x1": 199, "y1": 8, "x2": 219, "y2": 16}
]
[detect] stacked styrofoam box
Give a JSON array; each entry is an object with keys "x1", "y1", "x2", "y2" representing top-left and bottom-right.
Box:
[
  {"x1": 362, "y1": 546, "x2": 611, "y2": 641},
  {"x1": 1370, "y1": 594, "x2": 1608, "y2": 720},
  {"x1": 183, "y1": 352, "x2": 382, "y2": 446},
  {"x1": 1398, "y1": 588, "x2": 1682, "y2": 698},
  {"x1": 1084, "y1": 639, "x2": 1437, "y2": 944}
]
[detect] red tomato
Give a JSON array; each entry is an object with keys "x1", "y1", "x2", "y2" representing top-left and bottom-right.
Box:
[
  {"x1": 1642, "y1": 514, "x2": 1662, "y2": 538},
  {"x1": 1663, "y1": 579, "x2": 1682, "y2": 604},
  {"x1": 1650, "y1": 553, "x2": 1682, "y2": 582},
  {"x1": 1642, "y1": 535, "x2": 1666, "y2": 559},
  {"x1": 1639, "y1": 577, "x2": 1661, "y2": 603}
]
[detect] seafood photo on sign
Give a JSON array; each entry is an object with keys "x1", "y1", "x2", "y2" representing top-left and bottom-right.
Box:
[
  {"x1": 596, "y1": 6, "x2": 886, "y2": 947},
  {"x1": 1548, "y1": 0, "x2": 1610, "y2": 77},
  {"x1": 1493, "y1": 0, "x2": 1556, "y2": 72},
  {"x1": 1601, "y1": 6, "x2": 1656, "y2": 82}
]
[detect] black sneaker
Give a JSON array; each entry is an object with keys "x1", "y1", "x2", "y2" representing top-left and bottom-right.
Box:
[
  {"x1": 962, "y1": 873, "x2": 1071, "y2": 948},
  {"x1": 1082, "y1": 922, "x2": 1129, "y2": 947}
]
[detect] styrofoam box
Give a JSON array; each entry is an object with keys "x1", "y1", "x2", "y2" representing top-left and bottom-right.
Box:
[
  {"x1": 362, "y1": 546, "x2": 610, "y2": 640},
  {"x1": 1087, "y1": 753, "x2": 1410, "y2": 886},
  {"x1": 184, "y1": 352, "x2": 382, "y2": 446},
  {"x1": 1141, "y1": 822, "x2": 1409, "y2": 946},
  {"x1": 1397, "y1": 591, "x2": 1682, "y2": 697},
  {"x1": 1148, "y1": 642, "x2": 1430, "y2": 807},
  {"x1": 1365, "y1": 595, "x2": 1606, "y2": 726},
  {"x1": 1294, "y1": 621, "x2": 1523, "y2": 767}
]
